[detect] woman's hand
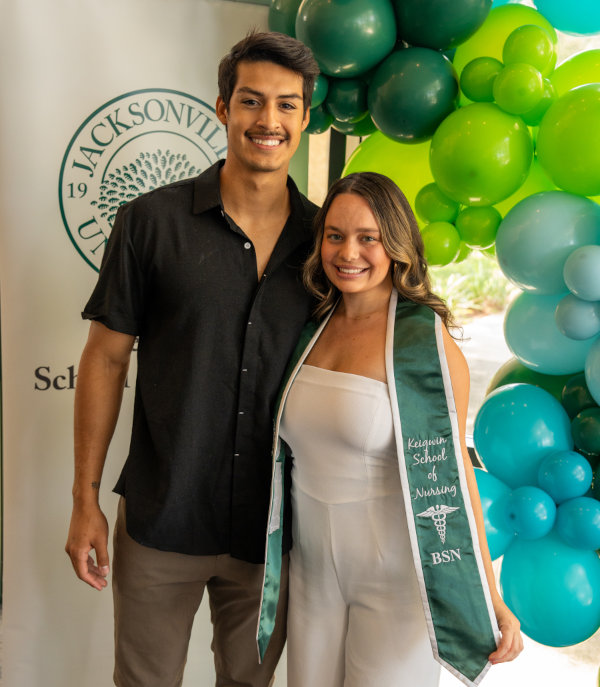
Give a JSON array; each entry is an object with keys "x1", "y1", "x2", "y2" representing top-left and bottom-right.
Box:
[{"x1": 489, "y1": 597, "x2": 523, "y2": 664}]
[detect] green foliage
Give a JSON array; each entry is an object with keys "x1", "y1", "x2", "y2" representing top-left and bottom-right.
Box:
[{"x1": 430, "y1": 252, "x2": 519, "y2": 320}]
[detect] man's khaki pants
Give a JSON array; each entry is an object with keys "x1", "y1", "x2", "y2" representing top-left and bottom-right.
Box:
[{"x1": 112, "y1": 498, "x2": 288, "y2": 687}]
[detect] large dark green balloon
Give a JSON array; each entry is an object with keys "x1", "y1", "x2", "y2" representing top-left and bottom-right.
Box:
[
  {"x1": 325, "y1": 78, "x2": 368, "y2": 123},
  {"x1": 392, "y1": 0, "x2": 492, "y2": 50},
  {"x1": 268, "y1": 0, "x2": 303, "y2": 36},
  {"x1": 486, "y1": 357, "x2": 571, "y2": 402},
  {"x1": 296, "y1": 0, "x2": 397, "y2": 78},
  {"x1": 368, "y1": 48, "x2": 458, "y2": 143}
]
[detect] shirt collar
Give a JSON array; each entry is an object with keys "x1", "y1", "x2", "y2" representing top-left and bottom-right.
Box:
[{"x1": 192, "y1": 161, "x2": 315, "y2": 242}]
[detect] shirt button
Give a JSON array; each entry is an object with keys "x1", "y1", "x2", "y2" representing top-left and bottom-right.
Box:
[
  {"x1": 239, "y1": 411, "x2": 245, "y2": 415},
  {"x1": 242, "y1": 368, "x2": 248, "y2": 373},
  {"x1": 244, "y1": 241, "x2": 252, "y2": 250}
]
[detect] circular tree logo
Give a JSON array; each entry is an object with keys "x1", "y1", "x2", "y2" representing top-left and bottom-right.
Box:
[{"x1": 59, "y1": 88, "x2": 227, "y2": 271}]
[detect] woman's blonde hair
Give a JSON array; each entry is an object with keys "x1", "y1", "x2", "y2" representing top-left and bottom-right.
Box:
[{"x1": 304, "y1": 172, "x2": 455, "y2": 329}]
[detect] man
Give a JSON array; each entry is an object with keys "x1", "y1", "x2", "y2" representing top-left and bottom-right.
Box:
[{"x1": 65, "y1": 32, "x2": 319, "y2": 687}]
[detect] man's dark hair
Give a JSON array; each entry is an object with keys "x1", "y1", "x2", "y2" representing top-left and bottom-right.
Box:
[{"x1": 218, "y1": 31, "x2": 319, "y2": 113}]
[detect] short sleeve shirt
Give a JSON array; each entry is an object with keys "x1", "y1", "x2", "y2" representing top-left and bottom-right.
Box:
[{"x1": 83, "y1": 161, "x2": 318, "y2": 563}]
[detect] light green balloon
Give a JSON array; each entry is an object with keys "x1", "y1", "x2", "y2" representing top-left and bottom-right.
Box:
[
  {"x1": 521, "y1": 78, "x2": 556, "y2": 127},
  {"x1": 343, "y1": 132, "x2": 434, "y2": 217},
  {"x1": 455, "y1": 206, "x2": 502, "y2": 249},
  {"x1": 493, "y1": 63, "x2": 544, "y2": 115},
  {"x1": 453, "y1": 5, "x2": 557, "y2": 78},
  {"x1": 493, "y1": 156, "x2": 555, "y2": 218},
  {"x1": 421, "y1": 221, "x2": 461, "y2": 266},
  {"x1": 429, "y1": 102, "x2": 533, "y2": 206},
  {"x1": 551, "y1": 49, "x2": 600, "y2": 97},
  {"x1": 502, "y1": 24, "x2": 556, "y2": 77},
  {"x1": 415, "y1": 183, "x2": 461, "y2": 223},
  {"x1": 460, "y1": 57, "x2": 503, "y2": 102},
  {"x1": 537, "y1": 84, "x2": 600, "y2": 197}
]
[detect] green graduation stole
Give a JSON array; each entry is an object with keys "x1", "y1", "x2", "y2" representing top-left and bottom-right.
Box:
[{"x1": 258, "y1": 290, "x2": 499, "y2": 686}]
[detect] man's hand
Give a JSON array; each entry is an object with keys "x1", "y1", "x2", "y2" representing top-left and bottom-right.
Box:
[{"x1": 65, "y1": 503, "x2": 110, "y2": 590}]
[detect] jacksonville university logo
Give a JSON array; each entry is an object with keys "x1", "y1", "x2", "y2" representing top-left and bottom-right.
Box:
[{"x1": 59, "y1": 88, "x2": 227, "y2": 271}]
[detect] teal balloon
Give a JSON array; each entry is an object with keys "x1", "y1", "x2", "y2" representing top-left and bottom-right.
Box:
[
  {"x1": 572, "y1": 407, "x2": 600, "y2": 454},
  {"x1": 368, "y1": 48, "x2": 458, "y2": 143},
  {"x1": 555, "y1": 294, "x2": 600, "y2": 341},
  {"x1": 505, "y1": 292, "x2": 596, "y2": 375},
  {"x1": 556, "y1": 497, "x2": 600, "y2": 550},
  {"x1": 500, "y1": 531, "x2": 600, "y2": 646},
  {"x1": 562, "y1": 373, "x2": 598, "y2": 419},
  {"x1": 305, "y1": 103, "x2": 333, "y2": 134},
  {"x1": 495, "y1": 191, "x2": 600, "y2": 294},
  {"x1": 460, "y1": 56, "x2": 503, "y2": 102},
  {"x1": 564, "y1": 245, "x2": 600, "y2": 302},
  {"x1": 474, "y1": 468, "x2": 514, "y2": 559},
  {"x1": 391, "y1": 0, "x2": 491, "y2": 50},
  {"x1": 533, "y1": 0, "x2": 600, "y2": 35},
  {"x1": 325, "y1": 78, "x2": 368, "y2": 123},
  {"x1": 487, "y1": 357, "x2": 571, "y2": 402},
  {"x1": 429, "y1": 102, "x2": 532, "y2": 206},
  {"x1": 538, "y1": 450, "x2": 593, "y2": 504},
  {"x1": 585, "y1": 337, "x2": 600, "y2": 406},
  {"x1": 504, "y1": 486, "x2": 556, "y2": 539},
  {"x1": 268, "y1": 0, "x2": 302, "y2": 36},
  {"x1": 296, "y1": 0, "x2": 397, "y2": 78},
  {"x1": 474, "y1": 383, "x2": 573, "y2": 489},
  {"x1": 311, "y1": 74, "x2": 329, "y2": 109}
]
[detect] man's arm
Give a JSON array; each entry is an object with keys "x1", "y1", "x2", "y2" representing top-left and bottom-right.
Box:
[{"x1": 65, "y1": 321, "x2": 135, "y2": 590}]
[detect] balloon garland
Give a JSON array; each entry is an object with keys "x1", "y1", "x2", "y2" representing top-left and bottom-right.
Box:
[{"x1": 270, "y1": 0, "x2": 600, "y2": 649}]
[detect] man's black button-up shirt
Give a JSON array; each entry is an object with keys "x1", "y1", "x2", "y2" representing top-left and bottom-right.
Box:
[{"x1": 83, "y1": 161, "x2": 318, "y2": 563}]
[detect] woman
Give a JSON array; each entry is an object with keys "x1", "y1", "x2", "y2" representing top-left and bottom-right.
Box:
[{"x1": 257, "y1": 172, "x2": 522, "y2": 686}]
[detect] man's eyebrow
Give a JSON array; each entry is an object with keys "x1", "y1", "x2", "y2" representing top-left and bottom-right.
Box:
[{"x1": 235, "y1": 86, "x2": 303, "y2": 101}]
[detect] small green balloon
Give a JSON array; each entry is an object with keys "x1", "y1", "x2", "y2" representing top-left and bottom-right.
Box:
[
  {"x1": 562, "y1": 373, "x2": 599, "y2": 420},
  {"x1": 453, "y1": 4, "x2": 557, "y2": 78},
  {"x1": 368, "y1": 48, "x2": 458, "y2": 143},
  {"x1": 325, "y1": 78, "x2": 368, "y2": 123},
  {"x1": 311, "y1": 74, "x2": 329, "y2": 109},
  {"x1": 421, "y1": 221, "x2": 461, "y2": 266},
  {"x1": 551, "y1": 49, "x2": 600, "y2": 97},
  {"x1": 486, "y1": 357, "x2": 572, "y2": 401},
  {"x1": 268, "y1": 0, "x2": 303, "y2": 36},
  {"x1": 415, "y1": 183, "x2": 460, "y2": 223},
  {"x1": 430, "y1": 102, "x2": 533, "y2": 206},
  {"x1": 502, "y1": 24, "x2": 556, "y2": 76},
  {"x1": 296, "y1": 0, "x2": 397, "y2": 78},
  {"x1": 349, "y1": 112, "x2": 377, "y2": 137},
  {"x1": 455, "y1": 206, "x2": 501, "y2": 249},
  {"x1": 305, "y1": 103, "x2": 333, "y2": 135},
  {"x1": 493, "y1": 63, "x2": 544, "y2": 115},
  {"x1": 537, "y1": 84, "x2": 600, "y2": 197},
  {"x1": 520, "y1": 78, "x2": 556, "y2": 127},
  {"x1": 455, "y1": 241, "x2": 473, "y2": 263},
  {"x1": 572, "y1": 408, "x2": 600, "y2": 455},
  {"x1": 460, "y1": 57, "x2": 503, "y2": 102}
]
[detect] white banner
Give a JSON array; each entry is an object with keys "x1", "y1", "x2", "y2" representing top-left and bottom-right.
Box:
[{"x1": 0, "y1": 2, "x2": 295, "y2": 685}]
